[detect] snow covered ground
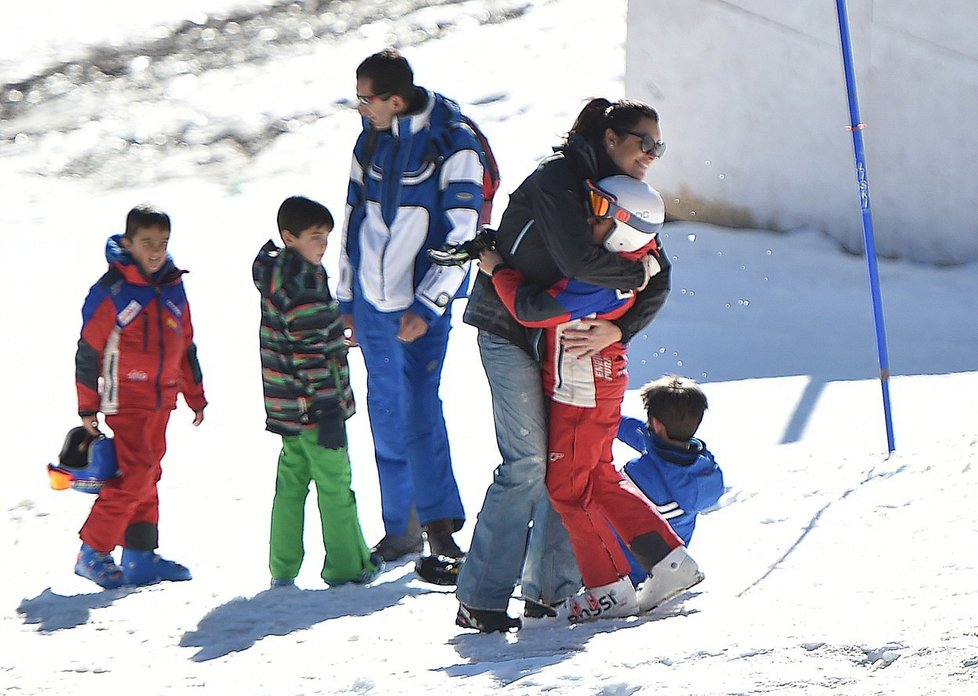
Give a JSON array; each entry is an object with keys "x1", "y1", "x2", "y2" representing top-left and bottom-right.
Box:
[{"x1": 2, "y1": 1, "x2": 976, "y2": 694}]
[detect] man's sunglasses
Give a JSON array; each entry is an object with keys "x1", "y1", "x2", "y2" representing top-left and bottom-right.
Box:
[
  {"x1": 622, "y1": 130, "x2": 667, "y2": 158},
  {"x1": 584, "y1": 180, "x2": 662, "y2": 235},
  {"x1": 356, "y1": 92, "x2": 392, "y2": 106}
]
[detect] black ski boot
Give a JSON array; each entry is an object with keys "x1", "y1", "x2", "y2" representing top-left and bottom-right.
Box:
[
  {"x1": 456, "y1": 603, "x2": 521, "y2": 633},
  {"x1": 523, "y1": 597, "x2": 560, "y2": 619},
  {"x1": 415, "y1": 554, "x2": 465, "y2": 586},
  {"x1": 422, "y1": 518, "x2": 464, "y2": 559},
  {"x1": 370, "y1": 507, "x2": 423, "y2": 562}
]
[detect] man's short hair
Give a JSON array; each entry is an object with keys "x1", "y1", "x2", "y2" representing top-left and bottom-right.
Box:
[
  {"x1": 277, "y1": 196, "x2": 334, "y2": 235},
  {"x1": 640, "y1": 375, "x2": 708, "y2": 442},
  {"x1": 356, "y1": 48, "x2": 415, "y2": 97},
  {"x1": 125, "y1": 204, "x2": 170, "y2": 239}
]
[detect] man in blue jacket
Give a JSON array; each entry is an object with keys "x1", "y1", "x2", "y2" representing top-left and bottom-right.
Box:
[
  {"x1": 617, "y1": 375, "x2": 724, "y2": 587},
  {"x1": 338, "y1": 49, "x2": 484, "y2": 561}
]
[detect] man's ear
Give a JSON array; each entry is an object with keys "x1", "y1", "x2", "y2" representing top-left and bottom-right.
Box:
[
  {"x1": 281, "y1": 229, "x2": 297, "y2": 247},
  {"x1": 390, "y1": 94, "x2": 406, "y2": 114},
  {"x1": 120, "y1": 236, "x2": 133, "y2": 251}
]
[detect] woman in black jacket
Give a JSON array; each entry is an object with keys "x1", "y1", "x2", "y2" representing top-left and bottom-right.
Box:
[{"x1": 453, "y1": 99, "x2": 676, "y2": 632}]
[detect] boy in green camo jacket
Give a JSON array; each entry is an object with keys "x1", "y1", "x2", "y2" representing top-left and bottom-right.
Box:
[{"x1": 253, "y1": 195, "x2": 381, "y2": 588}]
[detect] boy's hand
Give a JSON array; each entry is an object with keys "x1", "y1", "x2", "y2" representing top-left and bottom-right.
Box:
[
  {"x1": 477, "y1": 248, "x2": 503, "y2": 276},
  {"x1": 397, "y1": 310, "x2": 429, "y2": 343},
  {"x1": 342, "y1": 314, "x2": 358, "y2": 347},
  {"x1": 81, "y1": 414, "x2": 101, "y2": 436},
  {"x1": 639, "y1": 253, "x2": 662, "y2": 290},
  {"x1": 192, "y1": 409, "x2": 205, "y2": 427},
  {"x1": 313, "y1": 396, "x2": 346, "y2": 450}
]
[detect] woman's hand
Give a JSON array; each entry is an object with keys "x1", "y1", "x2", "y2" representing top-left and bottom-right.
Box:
[{"x1": 560, "y1": 318, "x2": 623, "y2": 359}]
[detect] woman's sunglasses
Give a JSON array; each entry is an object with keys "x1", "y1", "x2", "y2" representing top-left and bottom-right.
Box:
[{"x1": 622, "y1": 130, "x2": 667, "y2": 158}]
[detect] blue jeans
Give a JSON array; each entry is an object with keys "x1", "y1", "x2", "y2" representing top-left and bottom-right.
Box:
[
  {"x1": 353, "y1": 293, "x2": 464, "y2": 534},
  {"x1": 455, "y1": 330, "x2": 581, "y2": 611}
]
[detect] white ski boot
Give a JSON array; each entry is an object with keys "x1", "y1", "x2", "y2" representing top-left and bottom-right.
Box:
[
  {"x1": 636, "y1": 546, "x2": 704, "y2": 613},
  {"x1": 562, "y1": 577, "x2": 639, "y2": 624}
]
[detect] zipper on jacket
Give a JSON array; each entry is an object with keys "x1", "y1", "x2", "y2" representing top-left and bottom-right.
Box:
[
  {"x1": 378, "y1": 136, "x2": 402, "y2": 303},
  {"x1": 107, "y1": 351, "x2": 118, "y2": 410},
  {"x1": 154, "y1": 286, "x2": 165, "y2": 410},
  {"x1": 555, "y1": 340, "x2": 565, "y2": 391}
]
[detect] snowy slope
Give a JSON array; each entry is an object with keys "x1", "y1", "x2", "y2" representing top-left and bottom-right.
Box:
[{"x1": 2, "y1": 1, "x2": 977, "y2": 694}]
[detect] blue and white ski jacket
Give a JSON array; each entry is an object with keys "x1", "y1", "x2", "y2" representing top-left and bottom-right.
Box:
[
  {"x1": 338, "y1": 90, "x2": 484, "y2": 322},
  {"x1": 617, "y1": 416, "x2": 724, "y2": 546}
]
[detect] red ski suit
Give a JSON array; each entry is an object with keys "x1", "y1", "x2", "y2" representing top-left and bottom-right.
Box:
[
  {"x1": 493, "y1": 242, "x2": 681, "y2": 588},
  {"x1": 75, "y1": 237, "x2": 206, "y2": 552}
]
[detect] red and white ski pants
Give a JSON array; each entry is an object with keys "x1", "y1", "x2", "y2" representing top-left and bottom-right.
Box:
[{"x1": 543, "y1": 331, "x2": 681, "y2": 588}]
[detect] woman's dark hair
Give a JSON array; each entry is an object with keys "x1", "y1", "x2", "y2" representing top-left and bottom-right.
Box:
[
  {"x1": 569, "y1": 97, "x2": 660, "y2": 147},
  {"x1": 125, "y1": 204, "x2": 171, "y2": 239},
  {"x1": 356, "y1": 48, "x2": 415, "y2": 98}
]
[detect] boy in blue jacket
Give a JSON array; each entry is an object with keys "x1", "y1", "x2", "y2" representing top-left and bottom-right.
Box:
[{"x1": 617, "y1": 375, "x2": 724, "y2": 587}]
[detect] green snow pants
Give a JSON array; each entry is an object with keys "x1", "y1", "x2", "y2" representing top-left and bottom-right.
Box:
[{"x1": 269, "y1": 429, "x2": 374, "y2": 584}]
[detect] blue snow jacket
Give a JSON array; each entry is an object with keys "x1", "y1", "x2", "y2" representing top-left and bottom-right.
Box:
[
  {"x1": 338, "y1": 89, "x2": 484, "y2": 322},
  {"x1": 617, "y1": 415, "x2": 724, "y2": 586}
]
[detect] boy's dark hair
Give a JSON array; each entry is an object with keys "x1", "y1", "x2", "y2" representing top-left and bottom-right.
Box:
[
  {"x1": 570, "y1": 97, "x2": 660, "y2": 148},
  {"x1": 356, "y1": 48, "x2": 415, "y2": 98},
  {"x1": 640, "y1": 375, "x2": 708, "y2": 442},
  {"x1": 277, "y1": 196, "x2": 334, "y2": 236},
  {"x1": 125, "y1": 204, "x2": 171, "y2": 239}
]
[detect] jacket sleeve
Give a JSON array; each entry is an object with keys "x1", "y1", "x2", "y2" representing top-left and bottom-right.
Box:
[
  {"x1": 493, "y1": 269, "x2": 628, "y2": 329},
  {"x1": 338, "y1": 136, "x2": 369, "y2": 314},
  {"x1": 527, "y1": 160, "x2": 647, "y2": 290},
  {"x1": 281, "y1": 285, "x2": 349, "y2": 400},
  {"x1": 491, "y1": 269, "x2": 571, "y2": 328},
  {"x1": 75, "y1": 287, "x2": 116, "y2": 415},
  {"x1": 179, "y1": 300, "x2": 207, "y2": 412},
  {"x1": 612, "y1": 249, "x2": 672, "y2": 344},
  {"x1": 411, "y1": 126, "x2": 484, "y2": 322},
  {"x1": 617, "y1": 416, "x2": 650, "y2": 453}
]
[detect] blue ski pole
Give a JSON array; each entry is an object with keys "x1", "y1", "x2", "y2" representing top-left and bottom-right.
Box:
[{"x1": 835, "y1": 0, "x2": 896, "y2": 452}]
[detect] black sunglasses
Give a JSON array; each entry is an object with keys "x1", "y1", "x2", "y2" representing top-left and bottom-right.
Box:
[{"x1": 622, "y1": 130, "x2": 667, "y2": 158}]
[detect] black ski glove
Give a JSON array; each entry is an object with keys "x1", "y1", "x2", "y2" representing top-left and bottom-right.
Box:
[{"x1": 312, "y1": 396, "x2": 347, "y2": 450}]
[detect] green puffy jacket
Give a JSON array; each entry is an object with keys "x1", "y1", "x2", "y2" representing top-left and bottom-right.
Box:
[{"x1": 253, "y1": 240, "x2": 355, "y2": 437}]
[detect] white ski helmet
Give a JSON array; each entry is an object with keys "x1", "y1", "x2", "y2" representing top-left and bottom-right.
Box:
[{"x1": 589, "y1": 175, "x2": 664, "y2": 253}]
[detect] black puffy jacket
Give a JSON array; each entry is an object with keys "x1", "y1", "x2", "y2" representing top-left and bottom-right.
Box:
[{"x1": 463, "y1": 133, "x2": 671, "y2": 354}]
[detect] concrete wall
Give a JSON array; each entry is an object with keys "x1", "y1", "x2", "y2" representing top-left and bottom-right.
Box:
[{"x1": 626, "y1": 0, "x2": 978, "y2": 264}]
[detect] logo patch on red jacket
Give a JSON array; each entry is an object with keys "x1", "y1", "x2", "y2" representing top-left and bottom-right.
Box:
[{"x1": 117, "y1": 300, "x2": 143, "y2": 326}]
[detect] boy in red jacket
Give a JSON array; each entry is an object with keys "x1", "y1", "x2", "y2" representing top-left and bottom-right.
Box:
[{"x1": 74, "y1": 204, "x2": 206, "y2": 589}]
